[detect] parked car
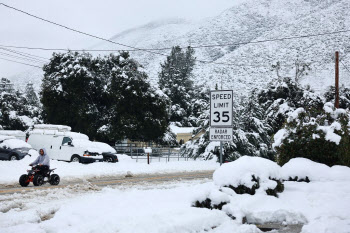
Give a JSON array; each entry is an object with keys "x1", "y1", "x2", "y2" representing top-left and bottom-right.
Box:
[
  {"x1": 27, "y1": 124, "x2": 118, "y2": 163},
  {"x1": 0, "y1": 130, "x2": 26, "y2": 141},
  {"x1": 0, "y1": 135, "x2": 32, "y2": 161}
]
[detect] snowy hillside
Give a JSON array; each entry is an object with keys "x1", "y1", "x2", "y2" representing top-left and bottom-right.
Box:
[
  {"x1": 9, "y1": 0, "x2": 350, "y2": 96},
  {"x1": 95, "y1": 0, "x2": 350, "y2": 96},
  {"x1": 8, "y1": 68, "x2": 43, "y2": 92}
]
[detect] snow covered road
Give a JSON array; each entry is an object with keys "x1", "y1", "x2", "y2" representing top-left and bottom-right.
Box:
[
  {"x1": 0, "y1": 170, "x2": 214, "y2": 195},
  {"x1": 0, "y1": 155, "x2": 219, "y2": 185}
]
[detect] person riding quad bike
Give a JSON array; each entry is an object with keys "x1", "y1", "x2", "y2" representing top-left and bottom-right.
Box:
[{"x1": 19, "y1": 148, "x2": 60, "y2": 187}]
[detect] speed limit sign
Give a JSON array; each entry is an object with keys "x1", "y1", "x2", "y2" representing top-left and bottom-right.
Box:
[{"x1": 210, "y1": 90, "x2": 233, "y2": 127}]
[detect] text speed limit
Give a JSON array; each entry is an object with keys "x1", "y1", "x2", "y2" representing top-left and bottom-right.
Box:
[{"x1": 210, "y1": 90, "x2": 233, "y2": 127}]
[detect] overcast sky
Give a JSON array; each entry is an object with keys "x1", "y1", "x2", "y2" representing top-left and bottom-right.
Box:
[{"x1": 0, "y1": 0, "x2": 244, "y2": 77}]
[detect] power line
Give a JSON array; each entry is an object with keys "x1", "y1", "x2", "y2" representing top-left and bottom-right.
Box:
[
  {"x1": 339, "y1": 52, "x2": 350, "y2": 76},
  {"x1": 189, "y1": 29, "x2": 350, "y2": 49},
  {"x1": 0, "y1": 46, "x2": 49, "y2": 61},
  {"x1": 0, "y1": 51, "x2": 45, "y2": 64},
  {"x1": 0, "y1": 57, "x2": 42, "y2": 68},
  {"x1": 0, "y1": 44, "x2": 132, "y2": 52},
  {"x1": 1, "y1": 2, "x2": 350, "y2": 67},
  {"x1": 0, "y1": 3, "x2": 168, "y2": 57},
  {"x1": 340, "y1": 60, "x2": 350, "y2": 75},
  {"x1": 0, "y1": 47, "x2": 328, "y2": 69},
  {"x1": 1, "y1": 25, "x2": 350, "y2": 53}
]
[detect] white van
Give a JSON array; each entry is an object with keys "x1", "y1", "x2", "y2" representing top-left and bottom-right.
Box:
[{"x1": 27, "y1": 124, "x2": 118, "y2": 163}]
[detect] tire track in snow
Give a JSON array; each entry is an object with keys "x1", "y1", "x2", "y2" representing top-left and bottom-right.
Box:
[{"x1": 0, "y1": 170, "x2": 214, "y2": 195}]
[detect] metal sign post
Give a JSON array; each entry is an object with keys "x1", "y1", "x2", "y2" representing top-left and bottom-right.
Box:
[
  {"x1": 220, "y1": 141, "x2": 223, "y2": 166},
  {"x1": 209, "y1": 90, "x2": 233, "y2": 165}
]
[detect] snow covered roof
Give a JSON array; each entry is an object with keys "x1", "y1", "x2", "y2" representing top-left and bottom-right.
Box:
[
  {"x1": 170, "y1": 125, "x2": 196, "y2": 134},
  {"x1": 33, "y1": 124, "x2": 71, "y2": 132},
  {"x1": 0, "y1": 135, "x2": 15, "y2": 141},
  {"x1": 0, "y1": 136, "x2": 32, "y2": 149},
  {"x1": 0, "y1": 130, "x2": 26, "y2": 137},
  {"x1": 73, "y1": 139, "x2": 116, "y2": 154},
  {"x1": 30, "y1": 129, "x2": 89, "y2": 140}
]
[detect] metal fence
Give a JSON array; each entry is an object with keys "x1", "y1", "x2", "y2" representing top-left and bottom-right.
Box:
[{"x1": 114, "y1": 144, "x2": 190, "y2": 162}]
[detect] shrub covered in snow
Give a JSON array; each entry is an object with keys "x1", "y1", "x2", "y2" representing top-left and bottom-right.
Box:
[
  {"x1": 281, "y1": 157, "x2": 350, "y2": 182},
  {"x1": 274, "y1": 102, "x2": 350, "y2": 167},
  {"x1": 0, "y1": 90, "x2": 41, "y2": 131},
  {"x1": 324, "y1": 85, "x2": 350, "y2": 109},
  {"x1": 192, "y1": 189, "x2": 230, "y2": 211},
  {"x1": 213, "y1": 156, "x2": 284, "y2": 197},
  {"x1": 193, "y1": 156, "x2": 350, "y2": 226},
  {"x1": 192, "y1": 156, "x2": 286, "y2": 220}
]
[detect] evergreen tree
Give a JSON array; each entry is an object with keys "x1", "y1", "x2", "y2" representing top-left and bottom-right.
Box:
[
  {"x1": 158, "y1": 46, "x2": 196, "y2": 126},
  {"x1": 101, "y1": 52, "x2": 169, "y2": 142},
  {"x1": 41, "y1": 51, "x2": 169, "y2": 143},
  {"x1": 181, "y1": 77, "x2": 324, "y2": 162},
  {"x1": 25, "y1": 82, "x2": 39, "y2": 106}
]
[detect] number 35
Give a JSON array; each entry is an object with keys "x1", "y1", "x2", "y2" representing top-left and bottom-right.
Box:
[{"x1": 213, "y1": 111, "x2": 230, "y2": 123}]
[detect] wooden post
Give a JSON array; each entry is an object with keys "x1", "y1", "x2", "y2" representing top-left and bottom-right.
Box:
[
  {"x1": 335, "y1": 51, "x2": 340, "y2": 108},
  {"x1": 147, "y1": 153, "x2": 150, "y2": 165}
]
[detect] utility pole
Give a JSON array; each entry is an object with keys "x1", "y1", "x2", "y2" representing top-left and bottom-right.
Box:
[{"x1": 335, "y1": 51, "x2": 339, "y2": 108}]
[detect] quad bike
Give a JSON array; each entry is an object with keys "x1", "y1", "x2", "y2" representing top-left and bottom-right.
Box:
[{"x1": 19, "y1": 165, "x2": 60, "y2": 187}]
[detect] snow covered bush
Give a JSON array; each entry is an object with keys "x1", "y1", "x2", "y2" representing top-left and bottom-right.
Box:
[
  {"x1": 258, "y1": 77, "x2": 323, "y2": 135},
  {"x1": 213, "y1": 156, "x2": 284, "y2": 197},
  {"x1": 193, "y1": 156, "x2": 350, "y2": 227},
  {"x1": 324, "y1": 85, "x2": 350, "y2": 109},
  {"x1": 192, "y1": 188, "x2": 230, "y2": 211},
  {"x1": 274, "y1": 103, "x2": 350, "y2": 167},
  {"x1": 192, "y1": 157, "x2": 285, "y2": 220},
  {"x1": 281, "y1": 157, "x2": 350, "y2": 182},
  {"x1": 0, "y1": 90, "x2": 41, "y2": 131}
]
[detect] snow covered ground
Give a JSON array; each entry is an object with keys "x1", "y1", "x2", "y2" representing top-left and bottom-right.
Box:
[
  {"x1": 195, "y1": 157, "x2": 350, "y2": 233},
  {"x1": 0, "y1": 154, "x2": 218, "y2": 185},
  {"x1": 1, "y1": 157, "x2": 350, "y2": 233},
  {"x1": 0, "y1": 180, "x2": 254, "y2": 233}
]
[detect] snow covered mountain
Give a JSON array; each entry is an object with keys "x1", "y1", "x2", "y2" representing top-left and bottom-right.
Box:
[{"x1": 10, "y1": 0, "x2": 350, "y2": 97}]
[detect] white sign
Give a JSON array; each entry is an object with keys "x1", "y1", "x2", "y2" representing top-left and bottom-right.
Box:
[
  {"x1": 209, "y1": 127, "x2": 233, "y2": 141},
  {"x1": 210, "y1": 90, "x2": 233, "y2": 127}
]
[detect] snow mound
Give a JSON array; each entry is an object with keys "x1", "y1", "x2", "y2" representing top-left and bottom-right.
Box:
[
  {"x1": 282, "y1": 158, "x2": 350, "y2": 182},
  {"x1": 213, "y1": 156, "x2": 282, "y2": 189}
]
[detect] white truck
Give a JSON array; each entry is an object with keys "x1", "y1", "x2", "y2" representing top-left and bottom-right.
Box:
[{"x1": 27, "y1": 124, "x2": 118, "y2": 163}]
